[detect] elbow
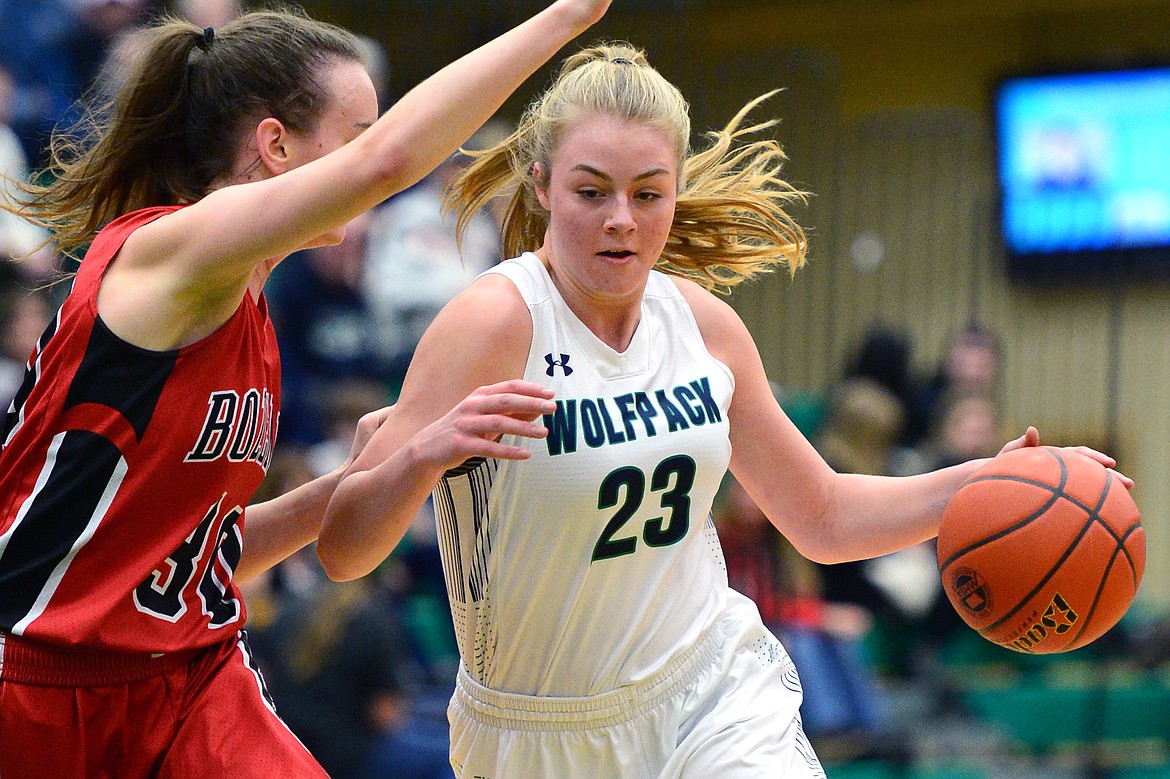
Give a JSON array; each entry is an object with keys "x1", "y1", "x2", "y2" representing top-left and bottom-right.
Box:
[
  {"x1": 316, "y1": 538, "x2": 372, "y2": 582},
  {"x1": 317, "y1": 496, "x2": 376, "y2": 583},
  {"x1": 786, "y1": 534, "x2": 848, "y2": 566},
  {"x1": 776, "y1": 489, "x2": 854, "y2": 565},
  {"x1": 784, "y1": 471, "x2": 861, "y2": 565}
]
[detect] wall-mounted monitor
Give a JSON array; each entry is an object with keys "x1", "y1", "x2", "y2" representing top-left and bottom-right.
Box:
[{"x1": 994, "y1": 66, "x2": 1170, "y2": 281}]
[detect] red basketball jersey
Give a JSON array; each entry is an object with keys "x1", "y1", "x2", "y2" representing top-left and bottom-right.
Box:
[{"x1": 0, "y1": 206, "x2": 280, "y2": 653}]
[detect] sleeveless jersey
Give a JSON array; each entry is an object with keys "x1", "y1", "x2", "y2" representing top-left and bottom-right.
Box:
[
  {"x1": 434, "y1": 253, "x2": 734, "y2": 697},
  {"x1": 0, "y1": 206, "x2": 280, "y2": 653}
]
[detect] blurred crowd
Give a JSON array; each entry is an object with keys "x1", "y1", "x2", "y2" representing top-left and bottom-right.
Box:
[{"x1": 2, "y1": 2, "x2": 1164, "y2": 777}]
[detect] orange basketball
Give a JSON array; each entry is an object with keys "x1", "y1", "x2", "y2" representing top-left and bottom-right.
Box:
[{"x1": 937, "y1": 446, "x2": 1145, "y2": 654}]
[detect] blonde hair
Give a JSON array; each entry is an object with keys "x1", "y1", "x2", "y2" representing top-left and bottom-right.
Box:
[{"x1": 445, "y1": 42, "x2": 808, "y2": 290}]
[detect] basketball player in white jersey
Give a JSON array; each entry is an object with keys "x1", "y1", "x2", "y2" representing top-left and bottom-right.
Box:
[{"x1": 319, "y1": 43, "x2": 1128, "y2": 778}]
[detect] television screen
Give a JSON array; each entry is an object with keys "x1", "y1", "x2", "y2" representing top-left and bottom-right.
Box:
[{"x1": 994, "y1": 66, "x2": 1170, "y2": 280}]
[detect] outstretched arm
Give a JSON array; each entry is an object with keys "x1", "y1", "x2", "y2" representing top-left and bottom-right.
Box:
[
  {"x1": 191, "y1": 0, "x2": 614, "y2": 266},
  {"x1": 106, "y1": 0, "x2": 612, "y2": 349},
  {"x1": 677, "y1": 279, "x2": 1126, "y2": 565}
]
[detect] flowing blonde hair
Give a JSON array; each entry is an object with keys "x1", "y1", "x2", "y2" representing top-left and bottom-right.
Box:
[{"x1": 445, "y1": 41, "x2": 808, "y2": 290}]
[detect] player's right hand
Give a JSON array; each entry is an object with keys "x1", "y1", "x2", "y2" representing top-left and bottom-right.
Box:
[{"x1": 408, "y1": 380, "x2": 556, "y2": 472}]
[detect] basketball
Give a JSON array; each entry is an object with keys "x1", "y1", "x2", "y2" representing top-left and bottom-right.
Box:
[{"x1": 937, "y1": 446, "x2": 1145, "y2": 654}]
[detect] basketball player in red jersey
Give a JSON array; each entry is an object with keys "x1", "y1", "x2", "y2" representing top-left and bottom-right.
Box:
[{"x1": 0, "y1": 2, "x2": 607, "y2": 776}]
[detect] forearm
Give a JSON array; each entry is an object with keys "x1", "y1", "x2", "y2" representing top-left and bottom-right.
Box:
[
  {"x1": 805, "y1": 459, "x2": 990, "y2": 564},
  {"x1": 236, "y1": 467, "x2": 344, "y2": 583},
  {"x1": 318, "y1": 442, "x2": 446, "y2": 581},
  {"x1": 366, "y1": 1, "x2": 602, "y2": 196}
]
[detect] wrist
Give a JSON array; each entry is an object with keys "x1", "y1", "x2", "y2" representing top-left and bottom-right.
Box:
[{"x1": 544, "y1": 0, "x2": 603, "y2": 39}]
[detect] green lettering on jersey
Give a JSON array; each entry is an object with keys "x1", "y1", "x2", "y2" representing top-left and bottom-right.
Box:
[
  {"x1": 614, "y1": 393, "x2": 640, "y2": 441},
  {"x1": 655, "y1": 389, "x2": 691, "y2": 432},
  {"x1": 579, "y1": 399, "x2": 606, "y2": 448},
  {"x1": 672, "y1": 384, "x2": 707, "y2": 425},
  {"x1": 689, "y1": 377, "x2": 722, "y2": 424},
  {"x1": 543, "y1": 399, "x2": 578, "y2": 456}
]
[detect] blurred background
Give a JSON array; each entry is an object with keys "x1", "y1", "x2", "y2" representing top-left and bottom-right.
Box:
[{"x1": 3, "y1": 0, "x2": 1170, "y2": 777}]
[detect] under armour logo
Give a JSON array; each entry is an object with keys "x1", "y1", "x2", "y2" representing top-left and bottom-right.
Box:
[{"x1": 544, "y1": 353, "x2": 573, "y2": 376}]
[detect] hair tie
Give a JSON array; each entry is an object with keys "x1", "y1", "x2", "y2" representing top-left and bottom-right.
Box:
[
  {"x1": 196, "y1": 26, "x2": 215, "y2": 52},
  {"x1": 610, "y1": 57, "x2": 633, "y2": 65}
]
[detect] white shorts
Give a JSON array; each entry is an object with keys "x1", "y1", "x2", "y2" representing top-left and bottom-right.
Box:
[{"x1": 447, "y1": 594, "x2": 826, "y2": 779}]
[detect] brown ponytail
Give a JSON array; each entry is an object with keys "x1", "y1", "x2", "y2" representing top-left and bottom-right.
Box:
[{"x1": 6, "y1": 9, "x2": 362, "y2": 260}]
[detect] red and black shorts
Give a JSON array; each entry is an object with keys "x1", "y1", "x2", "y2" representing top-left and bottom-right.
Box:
[{"x1": 0, "y1": 631, "x2": 327, "y2": 779}]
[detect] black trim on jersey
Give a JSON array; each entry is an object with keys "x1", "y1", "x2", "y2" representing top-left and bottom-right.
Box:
[
  {"x1": 3, "y1": 308, "x2": 61, "y2": 445},
  {"x1": 433, "y1": 480, "x2": 466, "y2": 604},
  {"x1": 467, "y1": 463, "x2": 493, "y2": 602},
  {"x1": 444, "y1": 457, "x2": 486, "y2": 478},
  {"x1": 434, "y1": 459, "x2": 496, "y2": 605},
  {"x1": 63, "y1": 317, "x2": 179, "y2": 442},
  {"x1": 0, "y1": 430, "x2": 123, "y2": 631}
]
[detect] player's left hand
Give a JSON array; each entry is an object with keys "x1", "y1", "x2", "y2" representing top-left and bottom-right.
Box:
[
  {"x1": 345, "y1": 405, "x2": 395, "y2": 469},
  {"x1": 999, "y1": 426, "x2": 1134, "y2": 489}
]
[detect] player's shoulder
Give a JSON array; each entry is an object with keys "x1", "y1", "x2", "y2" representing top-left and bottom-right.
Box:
[
  {"x1": 422, "y1": 266, "x2": 532, "y2": 359},
  {"x1": 662, "y1": 273, "x2": 757, "y2": 377},
  {"x1": 664, "y1": 274, "x2": 749, "y2": 340}
]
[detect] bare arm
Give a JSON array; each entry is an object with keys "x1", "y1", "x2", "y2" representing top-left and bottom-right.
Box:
[
  {"x1": 235, "y1": 405, "x2": 392, "y2": 582},
  {"x1": 318, "y1": 275, "x2": 541, "y2": 580},
  {"x1": 103, "y1": 0, "x2": 612, "y2": 349},
  {"x1": 677, "y1": 280, "x2": 1122, "y2": 565}
]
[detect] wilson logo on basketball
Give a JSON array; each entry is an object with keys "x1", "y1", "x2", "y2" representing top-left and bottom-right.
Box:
[
  {"x1": 951, "y1": 567, "x2": 992, "y2": 616},
  {"x1": 1006, "y1": 593, "x2": 1080, "y2": 653}
]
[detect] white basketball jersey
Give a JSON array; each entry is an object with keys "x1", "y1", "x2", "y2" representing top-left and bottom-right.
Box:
[{"x1": 434, "y1": 253, "x2": 734, "y2": 697}]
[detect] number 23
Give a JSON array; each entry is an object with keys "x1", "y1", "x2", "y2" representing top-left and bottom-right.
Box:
[{"x1": 592, "y1": 454, "x2": 696, "y2": 562}]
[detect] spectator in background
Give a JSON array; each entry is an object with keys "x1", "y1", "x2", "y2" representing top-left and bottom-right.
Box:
[
  {"x1": 0, "y1": 64, "x2": 55, "y2": 277},
  {"x1": 65, "y1": 0, "x2": 155, "y2": 87},
  {"x1": 250, "y1": 570, "x2": 450, "y2": 779},
  {"x1": 305, "y1": 378, "x2": 395, "y2": 477},
  {"x1": 0, "y1": 286, "x2": 52, "y2": 404},
  {"x1": 815, "y1": 375, "x2": 919, "y2": 479},
  {"x1": 97, "y1": 1, "x2": 246, "y2": 102},
  {"x1": 915, "y1": 322, "x2": 1003, "y2": 443},
  {"x1": 363, "y1": 119, "x2": 512, "y2": 391},
  {"x1": 36, "y1": 0, "x2": 157, "y2": 160},
  {"x1": 844, "y1": 324, "x2": 929, "y2": 448},
  {"x1": 927, "y1": 393, "x2": 1003, "y2": 470},
  {"x1": 0, "y1": 0, "x2": 77, "y2": 164},
  {"x1": 174, "y1": 0, "x2": 242, "y2": 28}
]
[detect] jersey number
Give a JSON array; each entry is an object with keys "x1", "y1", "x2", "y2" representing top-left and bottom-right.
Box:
[
  {"x1": 133, "y1": 497, "x2": 243, "y2": 628},
  {"x1": 592, "y1": 455, "x2": 696, "y2": 562}
]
